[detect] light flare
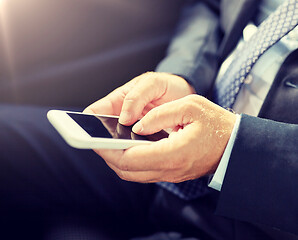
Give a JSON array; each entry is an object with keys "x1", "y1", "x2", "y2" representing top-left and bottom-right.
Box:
[{"x1": 0, "y1": 0, "x2": 18, "y2": 101}]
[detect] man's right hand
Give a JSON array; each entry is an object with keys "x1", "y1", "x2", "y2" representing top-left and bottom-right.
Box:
[{"x1": 83, "y1": 72, "x2": 195, "y2": 126}]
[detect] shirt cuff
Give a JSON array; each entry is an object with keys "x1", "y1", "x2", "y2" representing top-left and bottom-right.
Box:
[{"x1": 208, "y1": 114, "x2": 241, "y2": 191}]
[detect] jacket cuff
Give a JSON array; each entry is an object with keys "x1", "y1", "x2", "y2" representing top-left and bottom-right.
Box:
[{"x1": 215, "y1": 114, "x2": 298, "y2": 235}]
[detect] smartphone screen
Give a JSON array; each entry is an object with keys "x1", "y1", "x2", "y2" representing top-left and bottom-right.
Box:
[{"x1": 67, "y1": 113, "x2": 168, "y2": 141}]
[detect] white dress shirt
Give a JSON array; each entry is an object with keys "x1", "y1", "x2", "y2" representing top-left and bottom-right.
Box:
[{"x1": 209, "y1": 0, "x2": 298, "y2": 191}]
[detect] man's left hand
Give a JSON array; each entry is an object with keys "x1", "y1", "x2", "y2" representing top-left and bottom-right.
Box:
[{"x1": 95, "y1": 95, "x2": 236, "y2": 183}]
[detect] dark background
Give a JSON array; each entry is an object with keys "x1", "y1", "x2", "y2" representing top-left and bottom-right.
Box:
[{"x1": 0, "y1": 0, "x2": 184, "y2": 107}]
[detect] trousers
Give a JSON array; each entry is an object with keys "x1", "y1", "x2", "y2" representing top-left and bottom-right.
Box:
[{"x1": 0, "y1": 104, "x2": 274, "y2": 240}]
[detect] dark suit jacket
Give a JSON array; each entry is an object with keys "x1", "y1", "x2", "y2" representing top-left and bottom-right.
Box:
[{"x1": 156, "y1": 0, "x2": 298, "y2": 238}]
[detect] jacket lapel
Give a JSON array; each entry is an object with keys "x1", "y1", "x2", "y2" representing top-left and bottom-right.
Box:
[{"x1": 218, "y1": 0, "x2": 259, "y2": 62}]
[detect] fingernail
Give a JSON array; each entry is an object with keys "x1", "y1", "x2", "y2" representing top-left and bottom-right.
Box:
[
  {"x1": 132, "y1": 122, "x2": 143, "y2": 134},
  {"x1": 119, "y1": 111, "x2": 131, "y2": 124}
]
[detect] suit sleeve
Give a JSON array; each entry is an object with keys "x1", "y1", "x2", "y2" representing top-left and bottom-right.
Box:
[
  {"x1": 155, "y1": 0, "x2": 222, "y2": 96},
  {"x1": 216, "y1": 114, "x2": 298, "y2": 236}
]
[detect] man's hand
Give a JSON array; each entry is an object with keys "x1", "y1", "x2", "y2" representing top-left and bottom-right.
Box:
[
  {"x1": 83, "y1": 72, "x2": 195, "y2": 125},
  {"x1": 94, "y1": 95, "x2": 237, "y2": 183}
]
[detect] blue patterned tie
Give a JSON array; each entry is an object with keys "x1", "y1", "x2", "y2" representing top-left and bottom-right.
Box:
[
  {"x1": 214, "y1": 0, "x2": 298, "y2": 108},
  {"x1": 158, "y1": 0, "x2": 298, "y2": 201}
]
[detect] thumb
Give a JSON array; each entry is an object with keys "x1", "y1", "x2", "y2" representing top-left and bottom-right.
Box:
[{"x1": 132, "y1": 96, "x2": 197, "y2": 135}]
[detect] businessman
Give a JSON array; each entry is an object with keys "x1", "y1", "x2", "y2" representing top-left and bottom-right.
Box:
[{"x1": 0, "y1": 0, "x2": 297, "y2": 239}]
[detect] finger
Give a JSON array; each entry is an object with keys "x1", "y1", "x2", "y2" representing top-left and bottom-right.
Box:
[
  {"x1": 94, "y1": 147, "x2": 153, "y2": 172},
  {"x1": 95, "y1": 134, "x2": 189, "y2": 180},
  {"x1": 83, "y1": 79, "x2": 137, "y2": 116},
  {"x1": 132, "y1": 95, "x2": 200, "y2": 135},
  {"x1": 93, "y1": 148, "x2": 124, "y2": 164},
  {"x1": 96, "y1": 148, "x2": 164, "y2": 183},
  {"x1": 105, "y1": 161, "x2": 162, "y2": 183},
  {"x1": 119, "y1": 72, "x2": 167, "y2": 125},
  {"x1": 95, "y1": 140, "x2": 171, "y2": 172},
  {"x1": 141, "y1": 102, "x2": 156, "y2": 117},
  {"x1": 118, "y1": 138, "x2": 188, "y2": 172}
]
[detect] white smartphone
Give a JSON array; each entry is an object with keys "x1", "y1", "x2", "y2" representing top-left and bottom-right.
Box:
[{"x1": 47, "y1": 110, "x2": 168, "y2": 149}]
